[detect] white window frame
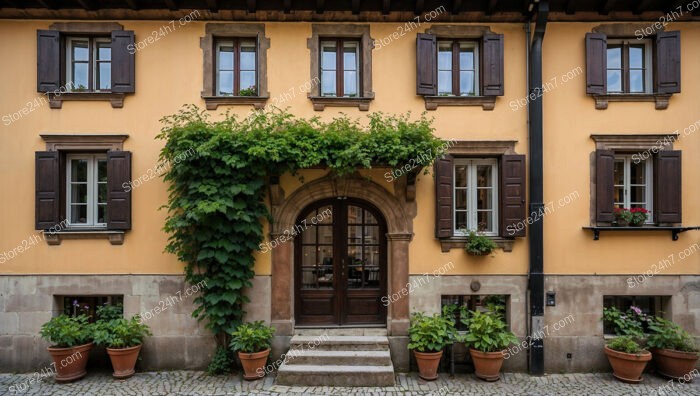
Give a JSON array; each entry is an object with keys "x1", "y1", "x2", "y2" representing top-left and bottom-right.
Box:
[
  {"x1": 437, "y1": 40, "x2": 480, "y2": 97},
  {"x1": 613, "y1": 154, "x2": 654, "y2": 223},
  {"x1": 66, "y1": 154, "x2": 107, "y2": 228},
  {"x1": 66, "y1": 36, "x2": 112, "y2": 92},
  {"x1": 216, "y1": 40, "x2": 235, "y2": 96},
  {"x1": 606, "y1": 38, "x2": 653, "y2": 94},
  {"x1": 453, "y1": 158, "x2": 498, "y2": 236}
]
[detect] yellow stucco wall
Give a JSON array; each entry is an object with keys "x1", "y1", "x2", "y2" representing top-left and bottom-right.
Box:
[{"x1": 0, "y1": 20, "x2": 697, "y2": 277}]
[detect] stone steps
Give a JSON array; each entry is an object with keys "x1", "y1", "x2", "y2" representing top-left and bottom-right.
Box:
[{"x1": 275, "y1": 334, "x2": 395, "y2": 387}]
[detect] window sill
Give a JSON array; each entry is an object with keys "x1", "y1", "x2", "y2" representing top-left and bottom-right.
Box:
[
  {"x1": 47, "y1": 92, "x2": 126, "y2": 109},
  {"x1": 43, "y1": 230, "x2": 125, "y2": 245},
  {"x1": 582, "y1": 226, "x2": 700, "y2": 241},
  {"x1": 438, "y1": 236, "x2": 514, "y2": 253},
  {"x1": 423, "y1": 95, "x2": 497, "y2": 111},
  {"x1": 309, "y1": 96, "x2": 373, "y2": 111},
  {"x1": 591, "y1": 93, "x2": 671, "y2": 110},
  {"x1": 202, "y1": 96, "x2": 269, "y2": 110}
]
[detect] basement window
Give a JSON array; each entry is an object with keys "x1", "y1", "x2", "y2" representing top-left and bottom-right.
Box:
[
  {"x1": 602, "y1": 295, "x2": 670, "y2": 335},
  {"x1": 441, "y1": 294, "x2": 509, "y2": 331},
  {"x1": 57, "y1": 295, "x2": 123, "y2": 322}
]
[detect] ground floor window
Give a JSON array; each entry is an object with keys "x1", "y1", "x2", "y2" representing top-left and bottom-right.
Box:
[
  {"x1": 59, "y1": 295, "x2": 123, "y2": 322},
  {"x1": 441, "y1": 294, "x2": 508, "y2": 331},
  {"x1": 602, "y1": 295, "x2": 669, "y2": 335}
]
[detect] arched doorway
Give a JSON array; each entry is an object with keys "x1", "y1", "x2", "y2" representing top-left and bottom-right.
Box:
[{"x1": 294, "y1": 198, "x2": 388, "y2": 326}]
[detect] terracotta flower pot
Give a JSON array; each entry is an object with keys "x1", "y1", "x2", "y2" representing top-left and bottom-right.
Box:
[
  {"x1": 604, "y1": 345, "x2": 651, "y2": 384},
  {"x1": 413, "y1": 350, "x2": 443, "y2": 381},
  {"x1": 651, "y1": 348, "x2": 700, "y2": 381},
  {"x1": 238, "y1": 349, "x2": 270, "y2": 381},
  {"x1": 469, "y1": 348, "x2": 506, "y2": 382},
  {"x1": 106, "y1": 344, "x2": 142, "y2": 379},
  {"x1": 47, "y1": 342, "x2": 93, "y2": 383}
]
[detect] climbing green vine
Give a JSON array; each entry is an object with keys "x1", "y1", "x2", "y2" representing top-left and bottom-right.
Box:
[{"x1": 157, "y1": 105, "x2": 443, "y2": 353}]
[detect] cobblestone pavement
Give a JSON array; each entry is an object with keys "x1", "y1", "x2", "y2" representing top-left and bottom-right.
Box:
[{"x1": 1, "y1": 370, "x2": 700, "y2": 396}]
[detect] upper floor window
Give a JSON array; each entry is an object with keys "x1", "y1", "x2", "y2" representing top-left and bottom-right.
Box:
[
  {"x1": 437, "y1": 40, "x2": 479, "y2": 96},
  {"x1": 606, "y1": 39, "x2": 651, "y2": 94},
  {"x1": 613, "y1": 155, "x2": 653, "y2": 222},
  {"x1": 320, "y1": 39, "x2": 361, "y2": 98},
  {"x1": 215, "y1": 39, "x2": 257, "y2": 96},
  {"x1": 454, "y1": 158, "x2": 498, "y2": 235},
  {"x1": 66, "y1": 154, "x2": 108, "y2": 227},
  {"x1": 66, "y1": 37, "x2": 112, "y2": 92}
]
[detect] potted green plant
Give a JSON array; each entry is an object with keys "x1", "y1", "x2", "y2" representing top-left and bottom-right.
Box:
[
  {"x1": 93, "y1": 309, "x2": 151, "y2": 379},
  {"x1": 464, "y1": 310, "x2": 518, "y2": 381},
  {"x1": 601, "y1": 306, "x2": 651, "y2": 383},
  {"x1": 647, "y1": 317, "x2": 699, "y2": 380},
  {"x1": 408, "y1": 312, "x2": 457, "y2": 381},
  {"x1": 604, "y1": 336, "x2": 652, "y2": 383},
  {"x1": 613, "y1": 207, "x2": 649, "y2": 226},
  {"x1": 229, "y1": 321, "x2": 275, "y2": 380},
  {"x1": 39, "y1": 314, "x2": 94, "y2": 382},
  {"x1": 465, "y1": 230, "x2": 497, "y2": 256}
]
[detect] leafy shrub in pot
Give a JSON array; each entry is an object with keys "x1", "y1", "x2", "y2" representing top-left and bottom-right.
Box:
[
  {"x1": 229, "y1": 321, "x2": 275, "y2": 380},
  {"x1": 647, "y1": 317, "x2": 699, "y2": 380},
  {"x1": 93, "y1": 309, "x2": 152, "y2": 379},
  {"x1": 464, "y1": 310, "x2": 518, "y2": 381},
  {"x1": 604, "y1": 336, "x2": 651, "y2": 384},
  {"x1": 39, "y1": 314, "x2": 94, "y2": 382},
  {"x1": 408, "y1": 312, "x2": 456, "y2": 380},
  {"x1": 464, "y1": 231, "x2": 497, "y2": 256}
]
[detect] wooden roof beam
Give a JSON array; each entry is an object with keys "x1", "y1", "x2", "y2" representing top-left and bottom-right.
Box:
[
  {"x1": 315, "y1": 0, "x2": 324, "y2": 13},
  {"x1": 37, "y1": 0, "x2": 58, "y2": 9},
  {"x1": 486, "y1": 0, "x2": 498, "y2": 15},
  {"x1": 451, "y1": 0, "x2": 462, "y2": 14},
  {"x1": 565, "y1": 0, "x2": 576, "y2": 15},
  {"x1": 125, "y1": 0, "x2": 138, "y2": 10},
  {"x1": 414, "y1": 0, "x2": 424, "y2": 15},
  {"x1": 205, "y1": 0, "x2": 218, "y2": 12},
  {"x1": 76, "y1": 0, "x2": 96, "y2": 10},
  {"x1": 246, "y1": 0, "x2": 256, "y2": 13},
  {"x1": 382, "y1": 0, "x2": 390, "y2": 15},
  {"x1": 351, "y1": 0, "x2": 360, "y2": 14},
  {"x1": 163, "y1": 0, "x2": 178, "y2": 11},
  {"x1": 633, "y1": 0, "x2": 653, "y2": 14},
  {"x1": 599, "y1": 0, "x2": 616, "y2": 15},
  {"x1": 283, "y1": 0, "x2": 291, "y2": 13}
]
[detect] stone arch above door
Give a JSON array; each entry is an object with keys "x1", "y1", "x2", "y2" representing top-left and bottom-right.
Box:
[{"x1": 268, "y1": 173, "x2": 415, "y2": 336}]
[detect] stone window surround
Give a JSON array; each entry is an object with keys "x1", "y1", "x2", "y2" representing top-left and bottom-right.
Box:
[
  {"x1": 200, "y1": 23, "x2": 270, "y2": 110},
  {"x1": 40, "y1": 134, "x2": 129, "y2": 245},
  {"x1": 589, "y1": 23, "x2": 671, "y2": 111},
  {"x1": 588, "y1": 133, "x2": 679, "y2": 225},
  {"x1": 422, "y1": 25, "x2": 498, "y2": 111},
  {"x1": 46, "y1": 22, "x2": 127, "y2": 109},
  {"x1": 439, "y1": 140, "x2": 518, "y2": 253},
  {"x1": 307, "y1": 24, "x2": 375, "y2": 111}
]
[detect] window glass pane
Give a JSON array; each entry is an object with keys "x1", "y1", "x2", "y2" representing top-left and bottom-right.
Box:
[
  {"x1": 97, "y1": 204, "x2": 107, "y2": 224},
  {"x1": 321, "y1": 43, "x2": 336, "y2": 70},
  {"x1": 317, "y1": 205, "x2": 333, "y2": 224},
  {"x1": 455, "y1": 165, "x2": 467, "y2": 187},
  {"x1": 218, "y1": 45, "x2": 234, "y2": 70},
  {"x1": 455, "y1": 211, "x2": 467, "y2": 230},
  {"x1": 71, "y1": 159, "x2": 88, "y2": 182},
  {"x1": 98, "y1": 160, "x2": 107, "y2": 182},
  {"x1": 477, "y1": 189, "x2": 493, "y2": 210},
  {"x1": 629, "y1": 46, "x2": 644, "y2": 69},
  {"x1": 97, "y1": 62, "x2": 111, "y2": 90},
  {"x1": 98, "y1": 183, "x2": 107, "y2": 203},
  {"x1": 459, "y1": 71, "x2": 475, "y2": 96},
  {"x1": 630, "y1": 186, "x2": 646, "y2": 203},
  {"x1": 301, "y1": 245, "x2": 317, "y2": 267},
  {"x1": 607, "y1": 46, "x2": 621, "y2": 68},
  {"x1": 321, "y1": 70, "x2": 336, "y2": 96},
  {"x1": 240, "y1": 42, "x2": 256, "y2": 70},
  {"x1": 71, "y1": 204, "x2": 87, "y2": 224},
  {"x1": 240, "y1": 71, "x2": 256, "y2": 93},
  {"x1": 459, "y1": 46, "x2": 474, "y2": 70},
  {"x1": 71, "y1": 184, "x2": 88, "y2": 204},
  {"x1": 630, "y1": 160, "x2": 646, "y2": 184},
  {"x1": 477, "y1": 211, "x2": 493, "y2": 232},
  {"x1": 476, "y1": 165, "x2": 493, "y2": 187},
  {"x1": 218, "y1": 70, "x2": 234, "y2": 95},
  {"x1": 364, "y1": 210, "x2": 377, "y2": 224},
  {"x1": 343, "y1": 42, "x2": 358, "y2": 71},
  {"x1": 629, "y1": 70, "x2": 644, "y2": 93},
  {"x1": 438, "y1": 43, "x2": 452, "y2": 70},
  {"x1": 348, "y1": 225, "x2": 363, "y2": 244},
  {"x1": 614, "y1": 187, "x2": 624, "y2": 206},
  {"x1": 97, "y1": 42, "x2": 111, "y2": 61},
  {"x1": 614, "y1": 160, "x2": 624, "y2": 185},
  {"x1": 343, "y1": 71, "x2": 358, "y2": 97},
  {"x1": 301, "y1": 226, "x2": 316, "y2": 244},
  {"x1": 318, "y1": 225, "x2": 333, "y2": 244},
  {"x1": 72, "y1": 40, "x2": 89, "y2": 61},
  {"x1": 455, "y1": 189, "x2": 467, "y2": 210},
  {"x1": 607, "y1": 70, "x2": 621, "y2": 92},
  {"x1": 72, "y1": 63, "x2": 89, "y2": 89},
  {"x1": 438, "y1": 71, "x2": 452, "y2": 95}
]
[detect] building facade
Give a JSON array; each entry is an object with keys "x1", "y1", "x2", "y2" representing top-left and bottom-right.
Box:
[{"x1": 0, "y1": 0, "x2": 698, "y2": 375}]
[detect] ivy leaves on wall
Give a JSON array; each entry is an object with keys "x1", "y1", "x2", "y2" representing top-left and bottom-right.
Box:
[{"x1": 157, "y1": 105, "x2": 443, "y2": 337}]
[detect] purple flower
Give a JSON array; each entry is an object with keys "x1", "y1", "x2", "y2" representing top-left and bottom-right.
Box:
[
  {"x1": 84, "y1": 305, "x2": 90, "y2": 310},
  {"x1": 630, "y1": 306, "x2": 642, "y2": 315},
  {"x1": 72, "y1": 300, "x2": 78, "y2": 307}
]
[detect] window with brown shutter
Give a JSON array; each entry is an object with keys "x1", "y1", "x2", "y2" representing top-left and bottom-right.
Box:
[
  {"x1": 35, "y1": 151, "x2": 61, "y2": 230},
  {"x1": 434, "y1": 155, "x2": 454, "y2": 238},
  {"x1": 106, "y1": 151, "x2": 132, "y2": 230},
  {"x1": 654, "y1": 151, "x2": 682, "y2": 223},
  {"x1": 500, "y1": 155, "x2": 526, "y2": 237}
]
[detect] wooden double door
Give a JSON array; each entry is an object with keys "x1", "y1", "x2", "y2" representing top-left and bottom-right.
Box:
[{"x1": 295, "y1": 198, "x2": 387, "y2": 326}]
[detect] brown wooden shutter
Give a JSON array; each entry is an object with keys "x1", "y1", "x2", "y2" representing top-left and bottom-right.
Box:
[
  {"x1": 416, "y1": 33, "x2": 437, "y2": 96},
  {"x1": 35, "y1": 151, "x2": 60, "y2": 230},
  {"x1": 655, "y1": 31, "x2": 681, "y2": 94},
  {"x1": 111, "y1": 30, "x2": 135, "y2": 93},
  {"x1": 500, "y1": 154, "x2": 526, "y2": 237},
  {"x1": 481, "y1": 33, "x2": 504, "y2": 96},
  {"x1": 595, "y1": 150, "x2": 615, "y2": 222},
  {"x1": 585, "y1": 33, "x2": 607, "y2": 95},
  {"x1": 654, "y1": 150, "x2": 682, "y2": 224},
  {"x1": 434, "y1": 155, "x2": 454, "y2": 238},
  {"x1": 37, "y1": 30, "x2": 61, "y2": 93},
  {"x1": 107, "y1": 151, "x2": 132, "y2": 230}
]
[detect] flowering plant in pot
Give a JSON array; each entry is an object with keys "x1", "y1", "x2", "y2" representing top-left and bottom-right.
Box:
[
  {"x1": 646, "y1": 317, "x2": 699, "y2": 380},
  {"x1": 601, "y1": 306, "x2": 651, "y2": 383},
  {"x1": 39, "y1": 314, "x2": 94, "y2": 382},
  {"x1": 408, "y1": 312, "x2": 457, "y2": 380},
  {"x1": 229, "y1": 321, "x2": 275, "y2": 380},
  {"x1": 93, "y1": 307, "x2": 151, "y2": 379},
  {"x1": 613, "y1": 207, "x2": 649, "y2": 226},
  {"x1": 463, "y1": 310, "x2": 518, "y2": 381}
]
